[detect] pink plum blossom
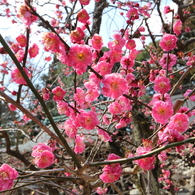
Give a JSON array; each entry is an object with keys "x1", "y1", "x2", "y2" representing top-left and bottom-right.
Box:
[
  {"x1": 126, "y1": 39, "x2": 136, "y2": 50},
  {"x1": 159, "y1": 53, "x2": 177, "y2": 70},
  {"x1": 11, "y1": 67, "x2": 31, "y2": 85},
  {"x1": 15, "y1": 49, "x2": 24, "y2": 62},
  {"x1": 70, "y1": 27, "x2": 85, "y2": 43},
  {"x1": 96, "y1": 187, "x2": 108, "y2": 194},
  {"x1": 66, "y1": 44, "x2": 92, "y2": 75},
  {"x1": 90, "y1": 34, "x2": 103, "y2": 50},
  {"x1": 163, "y1": 6, "x2": 172, "y2": 14},
  {"x1": 57, "y1": 101, "x2": 70, "y2": 116},
  {"x1": 17, "y1": 4, "x2": 38, "y2": 27},
  {"x1": 42, "y1": 32, "x2": 62, "y2": 53},
  {"x1": 173, "y1": 20, "x2": 182, "y2": 36},
  {"x1": 93, "y1": 61, "x2": 112, "y2": 76},
  {"x1": 135, "y1": 146, "x2": 155, "y2": 171},
  {"x1": 29, "y1": 43, "x2": 39, "y2": 58},
  {"x1": 76, "y1": 110, "x2": 99, "y2": 130},
  {"x1": 184, "y1": 89, "x2": 195, "y2": 101},
  {"x1": 34, "y1": 150, "x2": 55, "y2": 168},
  {"x1": 120, "y1": 56, "x2": 134, "y2": 71},
  {"x1": 167, "y1": 113, "x2": 189, "y2": 133},
  {"x1": 108, "y1": 33, "x2": 125, "y2": 51},
  {"x1": 102, "y1": 73, "x2": 128, "y2": 99},
  {"x1": 77, "y1": 9, "x2": 90, "y2": 23},
  {"x1": 153, "y1": 76, "x2": 171, "y2": 94},
  {"x1": 74, "y1": 135, "x2": 85, "y2": 154},
  {"x1": 64, "y1": 119, "x2": 78, "y2": 138},
  {"x1": 74, "y1": 87, "x2": 86, "y2": 106},
  {"x1": 79, "y1": 0, "x2": 90, "y2": 5},
  {"x1": 152, "y1": 100, "x2": 173, "y2": 124},
  {"x1": 16, "y1": 34, "x2": 27, "y2": 47},
  {"x1": 100, "y1": 154, "x2": 122, "y2": 183},
  {"x1": 32, "y1": 143, "x2": 54, "y2": 168},
  {"x1": 8, "y1": 104, "x2": 17, "y2": 111},
  {"x1": 98, "y1": 129, "x2": 112, "y2": 142},
  {"x1": 52, "y1": 86, "x2": 66, "y2": 101},
  {"x1": 159, "y1": 34, "x2": 178, "y2": 52},
  {"x1": 0, "y1": 164, "x2": 18, "y2": 191}
]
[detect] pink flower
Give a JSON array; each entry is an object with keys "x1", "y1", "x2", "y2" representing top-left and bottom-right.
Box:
[
  {"x1": 17, "y1": 4, "x2": 38, "y2": 27},
  {"x1": 90, "y1": 34, "x2": 103, "y2": 50},
  {"x1": 184, "y1": 89, "x2": 195, "y2": 101},
  {"x1": 120, "y1": 56, "x2": 134, "y2": 71},
  {"x1": 152, "y1": 100, "x2": 173, "y2": 124},
  {"x1": 108, "y1": 33, "x2": 125, "y2": 51},
  {"x1": 163, "y1": 6, "x2": 172, "y2": 14},
  {"x1": 42, "y1": 32, "x2": 62, "y2": 53},
  {"x1": 102, "y1": 73, "x2": 128, "y2": 99},
  {"x1": 93, "y1": 61, "x2": 112, "y2": 76},
  {"x1": 126, "y1": 39, "x2": 136, "y2": 50},
  {"x1": 66, "y1": 44, "x2": 92, "y2": 75},
  {"x1": 11, "y1": 67, "x2": 31, "y2": 85},
  {"x1": 0, "y1": 164, "x2": 18, "y2": 191},
  {"x1": 153, "y1": 76, "x2": 171, "y2": 94},
  {"x1": 8, "y1": 104, "x2": 17, "y2": 111},
  {"x1": 108, "y1": 96, "x2": 131, "y2": 114},
  {"x1": 32, "y1": 143, "x2": 54, "y2": 168},
  {"x1": 16, "y1": 34, "x2": 27, "y2": 47},
  {"x1": 64, "y1": 119, "x2": 77, "y2": 138},
  {"x1": 70, "y1": 27, "x2": 85, "y2": 43},
  {"x1": 77, "y1": 9, "x2": 90, "y2": 23},
  {"x1": 167, "y1": 113, "x2": 189, "y2": 133},
  {"x1": 74, "y1": 135, "x2": 85, "y2": 154},
  {"x1": 32, "y1": 143, "x2": 52, "y2": 157},
  {"x1": 159, "y1": 34, "x2": 178, "y2": 52},
  {"x1": 149, "y1": 93, "x2": 172, "y2": 105},
  {"x1": 79, "y1": 0, "x2": 90, "y2": 5},
  {"x1": 159, "y1": 53, "x2": 177, "y2": 70},
  {"x1": 74, "y1": 87, "x2": 86, "y2": 106},
  {"x1": 57, "y1": 101, "x2": 70, "y2": 116},
  {"x1": 100, "y1": 154, "x2": 122, "y2": 183},
  {"x1": 52, "y1": 86, "x2": 66, "y2": 101},
  {"x1": 98, "y1": 129, "x2": 112, "y2": 142},
  {"x1": 173, "y1": 20, "x2": 182, "y2": 36},
  {"x1": 76, "y1": 110, "x2": 99, "y2": 130},
  {"x1": 96, "y1": 187, "x2": 108, "y2": 195},
  {"x1": 126, "y1": 7, "x2": 139, "y2": 20},
  {"x1": 29, "y1": 43, "x2": 39, "y2": 58},
  {"x1": 34, "y1": 150, "x2": 54, "y2": 168},
  {"x1": 135, "y1": 146, "x2": 155, "y2": 171},
  {"x1": 15, "y1": 49, "x2": 24, "y2": 62}
]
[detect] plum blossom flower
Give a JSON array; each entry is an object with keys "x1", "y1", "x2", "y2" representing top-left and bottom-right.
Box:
[
  {"x1": 42, "y1": 32, "x2": 62, "y2": 53},
  {"x1": 173, "y1": 20, "x2": 182, "y2": 36},
  {"x1": 159, "y1": 34, "x2": 178, "y2": 52},
  {"x1": 108, "y1": 33, "x2": 125, "y2": 51},
  {"x1": 98, "y1": 129, "x2": 112, "y2": 142},
  {"x1": 15, "y1": 49, "x2": 25, "y2": 62},
  {"x1": 126, "y1": 39, "x2": 136, "y2": 50},
  {"x1": 93, "y1": 61, "x2": 112, "y2": 76},
  {"x1": 66, "y1": 44, "x2": 92, "y2": 75},
  {"x1": 16, "y1": 34, "x2": 27, "y2": 47},
  {"x1": 57, "y1": 101, "x2": 70, "y2": 116},
  {"x1": 17, "y1": 4, "x2": 38, "y2": 27},
  {"x1": 0, "y1": 164, "x2": 18, "y2": 191},
  {"x1": 163, "y1": 6, "x2": 172, "y2": 14},
  {"x1": 102, "y1": 73, "x2": 128, "y2": 99},
  {"x1": 32, "y1": 143, "x2": 54, "y2": 168},
  {"x1": 90, "y1": 34, "x2": 103, "y2": 50},
  {"x1": 11, "y1": 67, "x2": 31, "y2": 85},
  {"x1": 153, "y1": 76, "x2": 171, "y2": 94},
  {"x1": 64, "y1": 119, "x2": 78, "y2": 138},
  {"x1": 74, "y1": 135, "x2": 85, "y2": 154},
  {"x1": 8, "y1": 104, "x2": 17, "y2": 111},
  {"x1": 152, "y1": 100, "x2": 173, "y2": 124},
  {"x1": 52, "y1": 86, "x2": 66, "y2": 101},
  {"x1": 100, "y1": 154, "x2": 122, "y2": 183},
  {"x1": 159, "y1": 53, "x2": 177, "y2": 70},
  {"x1": 167, "y1": 113, "x2": 189, "y2": 133},
  {"x1": 184, "y1": 89, "x2": 195, "y2": 101},
  {"x1": 77, "y1": 9, "x2": 90, "y2": 23},
  {"x1": 70, "y1": 27, "x2": 85, "y2": 43},
  {"x1": 76, "y1": 110, "x2": 99, "y2": 130},
  {"x1": 135, "y1": 146, "x2": 155, "y2": 171},
  {"x1": 29, "y1": 43, "x2": 39, "y2": 58},
  {"x1": 96, "y1": 187, "x2": 108, "y2": 194},
  {"x1": 79, "y1": 0, "x2": 90, "y2": 5},
  {"x1": 74, "y1": 87, "x2": 86, "y2": 106}
]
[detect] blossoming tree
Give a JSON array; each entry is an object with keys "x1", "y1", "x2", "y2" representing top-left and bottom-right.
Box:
[{"x1": 0, "y1": 0, "x2": 195, "y2": 194}]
